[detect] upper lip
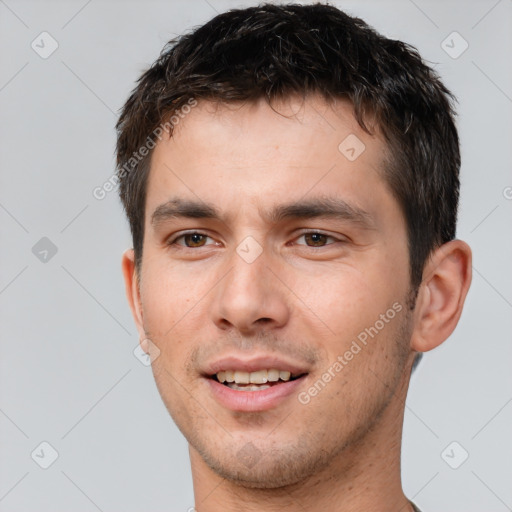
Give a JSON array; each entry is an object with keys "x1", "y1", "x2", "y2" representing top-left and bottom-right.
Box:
[{"x1": 202, "y1": 354, "x2": 310, "y2": 376}]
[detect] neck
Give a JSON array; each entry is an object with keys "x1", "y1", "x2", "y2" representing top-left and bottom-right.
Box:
[{"x1": 190, "y1": 371, "x2": 414, "y2": 512}]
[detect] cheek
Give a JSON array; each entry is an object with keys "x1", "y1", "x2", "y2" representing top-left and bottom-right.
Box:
[
  {"x1": 139, "y1": 259, "x2": 210, "y2": 337},
  {"x1": 288, "y1": 264, "x2": 407, "y2": 359},
  {"x1": 289, "y1": 266, "x2": 380, "y2": 330},
  {"x1": 141, "y1": 264, "x2": 206, "y2": 422}
]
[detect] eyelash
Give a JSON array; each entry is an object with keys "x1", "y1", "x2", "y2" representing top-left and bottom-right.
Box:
[{"x1": 167, "y1": 230, "x2": 344, "y2": 249}]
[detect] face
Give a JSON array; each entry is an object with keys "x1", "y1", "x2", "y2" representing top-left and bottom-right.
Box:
[{"x1": 127, "y1": 95, "x2": 415, "y2": 487}]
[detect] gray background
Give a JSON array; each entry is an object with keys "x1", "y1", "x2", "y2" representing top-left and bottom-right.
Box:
[{"x1": 1, "y1": 0, "x2": 511, "y2": 510}]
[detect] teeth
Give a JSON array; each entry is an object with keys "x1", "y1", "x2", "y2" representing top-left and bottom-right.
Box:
[
  {"x1": 215, "y1": 368, "x2": 295, "y2": 384},
  {"x1": 267, "y1": 369, "x2": 280, "y2": 382},
  {"x1": 249, "y1": 370, "x2": 268, "y2": 384},
  {"x1": 234, "y1": 371, "x2": 249, "y2": 384},
  {"x1": 279, "y1": 371, "x2": 291, "y2": 381},
  {"x1": 227, "y1": 383, "x2": 271, "y2": 391}
]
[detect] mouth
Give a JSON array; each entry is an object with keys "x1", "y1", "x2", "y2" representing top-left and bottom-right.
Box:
[
  {"x1": 210, "y1": 369, "x2": 307, "y2": 392},
  {"x1": 202, "y1": 356, "x2": 310, "y2": 412}
]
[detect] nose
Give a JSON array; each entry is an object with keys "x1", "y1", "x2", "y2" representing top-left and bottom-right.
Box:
[{"x1": 211, "y1": 245, "x2": 290, "y2": 335}]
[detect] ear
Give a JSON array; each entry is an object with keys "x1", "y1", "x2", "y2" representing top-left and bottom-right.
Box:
[
  {"x1": 121, "y1": 248, "x2": 145, "y2": 340},
  {"x1": 410, "y1": 240, "x2": 472, "y2": 353}
]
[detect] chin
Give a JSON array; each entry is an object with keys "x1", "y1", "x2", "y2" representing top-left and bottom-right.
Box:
[
  {"x1": 193, "y1": 436, "x2": 337, "y2": 490},
  {"x1": 206, "y1": 459, "x2": 313, "y2": 489}
]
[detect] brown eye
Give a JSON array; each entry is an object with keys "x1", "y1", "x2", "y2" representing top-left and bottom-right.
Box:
[
  {"x1": 304, "y1": 233, "x2": 330, "y2": 246},
  {"x1": 167, "y1": 231, "x2": 219, "y2": 251},
  {"x1": 182, "y1": 233, "x2": 207, "y2": 247}
]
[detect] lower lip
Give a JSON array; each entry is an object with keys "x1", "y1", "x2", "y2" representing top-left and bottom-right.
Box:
[{"x1": 205, "y1": 376, "x2": 308, "y2": 412}]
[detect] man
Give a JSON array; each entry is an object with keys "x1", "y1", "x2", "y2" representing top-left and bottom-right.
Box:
[{"x1": 117, "y1": 3, "x2": 472, "y2": 511}]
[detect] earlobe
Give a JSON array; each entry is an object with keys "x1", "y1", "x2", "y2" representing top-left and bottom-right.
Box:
[
  {"x1": 121, "y1": 248, "x2": 145, "y2": 338},
  {"x1": 410, "y1": 240, "x2": 472, "y2": 353}
]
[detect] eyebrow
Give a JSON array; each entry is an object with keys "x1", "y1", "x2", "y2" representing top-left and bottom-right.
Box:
[
  {"x1": 151, "y1": 196, "x2": 375, "y2": 230},
  {"x1": 151, "y1": 198, "x2": 221, "y2": 228}
]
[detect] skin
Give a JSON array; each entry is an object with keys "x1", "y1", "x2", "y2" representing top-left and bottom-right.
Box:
[{"x1": 122, "y1": 94, "x2": 472, "y2": 512}]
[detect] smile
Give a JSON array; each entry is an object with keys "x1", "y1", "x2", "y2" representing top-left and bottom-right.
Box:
[
  {"x1": 213, "y1": 369, "x2": 304, "y2": 391},
  {"x1": 202, "y1": 355, "x2": 310, "y2": 411}
]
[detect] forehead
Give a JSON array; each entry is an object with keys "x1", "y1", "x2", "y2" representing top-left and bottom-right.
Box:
[
  {"x1": 145, "y1": 94, "x2": 394, "y2": 224},
  {"x1": 156, "y1": 94, "x2": 384, "y2": 165}
]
